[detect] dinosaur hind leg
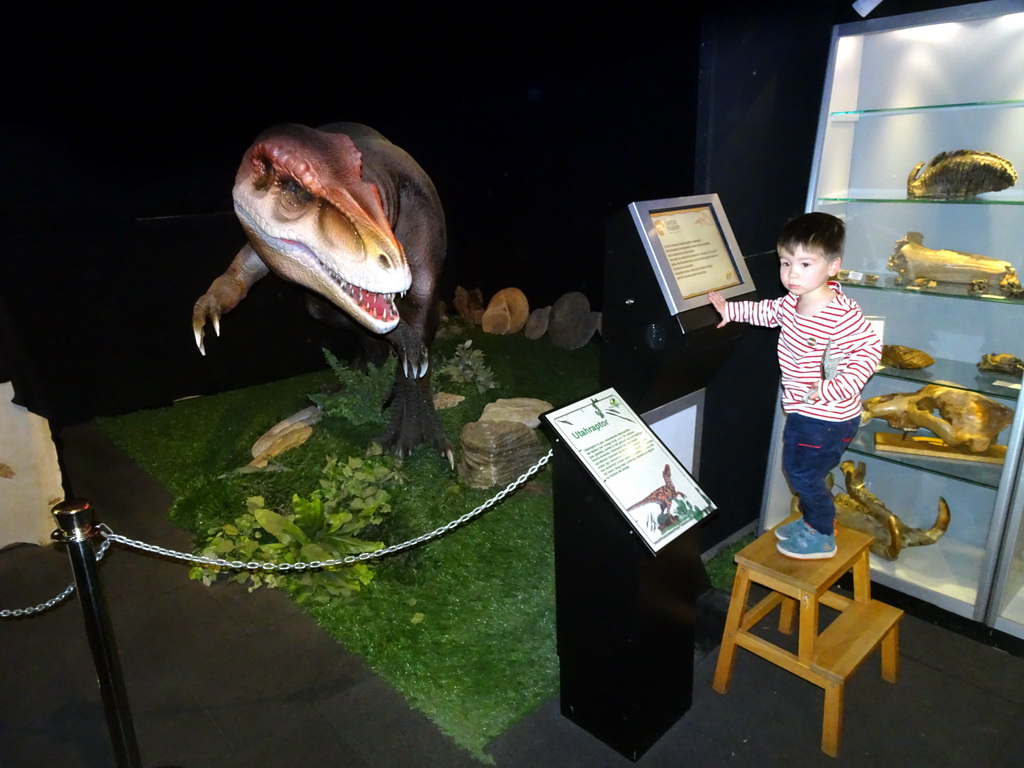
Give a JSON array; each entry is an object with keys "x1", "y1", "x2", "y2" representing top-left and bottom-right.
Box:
[{"x1": 378, "y1": 366, "x2": 453, "y2": 467}]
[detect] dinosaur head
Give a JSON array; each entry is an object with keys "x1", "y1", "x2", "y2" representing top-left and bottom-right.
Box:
[{"x1": 232, "y1": 123, "x2": 410, "y2": 334}]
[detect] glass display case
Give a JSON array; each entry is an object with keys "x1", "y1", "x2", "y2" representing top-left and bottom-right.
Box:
[{"x1": 759, "y1": 1, "x2": 1024, "y2": 633}]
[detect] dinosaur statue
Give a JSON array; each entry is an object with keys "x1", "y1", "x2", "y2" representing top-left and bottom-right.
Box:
[{"x1": 192, "y1": 122, "x2": 451, "y2": 464}]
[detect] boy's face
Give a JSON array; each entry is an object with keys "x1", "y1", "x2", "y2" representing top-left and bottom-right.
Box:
[{"x1": 779, "y1": 245, "x2": 841, "y2": 296}]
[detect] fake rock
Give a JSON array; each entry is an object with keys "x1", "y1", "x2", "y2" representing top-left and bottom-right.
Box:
[
  {"x1": 481, "y1": 288, "x2": 530, "y2": 335},
  {"x1": 453, "y1": 286, "x2": 484, "y2": 323},
  {"x1": 524, "y1": 306, "x2": 551, "y2": 340},
  {"x1": 434, "y1": 392, "x2": 466, "y2": 409},
  {"x1": 0, "y1": 382, "x2": 63, "y2": 547},
  {"x1": 248, "y1": 406, "x2": 322, "y2": 468},
  {"x1": 480, "y1": 397, "x2": 553, "y2": 429},
  {"x1": 457, "y1": 420, "x2": 545, "y2": 489},
  {"x1": 548, "y1": 292, "x2": 599, "y2": 350}
]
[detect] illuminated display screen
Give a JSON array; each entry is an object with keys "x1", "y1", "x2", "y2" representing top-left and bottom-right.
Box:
[{"x1": 628, "y1": 194, "x2": 753, "y2": 316}]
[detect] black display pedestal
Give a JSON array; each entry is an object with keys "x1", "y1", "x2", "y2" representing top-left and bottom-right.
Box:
[
  {"x1": 551, "y1": 440, "x2": 710, "y2": 762},
  {"x1": 602, "y1": 204, "x2": 783, "y2": 553}
]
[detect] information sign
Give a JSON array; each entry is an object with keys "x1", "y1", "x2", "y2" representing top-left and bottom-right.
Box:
[{"x1": 543, "y1": 388, "x2": 716, "y2": 553}]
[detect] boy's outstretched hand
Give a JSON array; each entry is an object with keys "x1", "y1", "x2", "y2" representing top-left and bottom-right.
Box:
[{"x1": 708, "y1": 291, "x2": 729, "y2": 328}]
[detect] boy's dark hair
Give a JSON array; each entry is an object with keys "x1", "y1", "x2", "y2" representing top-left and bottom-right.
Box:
[{"x1": 777, "y1": 212, "x2": 845, "y2": 262}]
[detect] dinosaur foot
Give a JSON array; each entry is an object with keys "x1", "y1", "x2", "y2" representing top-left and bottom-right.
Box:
[{"x1": 376, "y1": 375, "x2": 454, "y2": 468}]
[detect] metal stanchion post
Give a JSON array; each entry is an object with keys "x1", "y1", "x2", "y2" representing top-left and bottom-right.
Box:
[{"x1": 52, "y1": 499, "x2": 142, "y2": 768}]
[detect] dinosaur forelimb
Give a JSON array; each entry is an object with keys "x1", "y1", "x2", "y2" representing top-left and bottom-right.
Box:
[{"x1": 192, "y1": 245, "x2": 269, "y2": 355}]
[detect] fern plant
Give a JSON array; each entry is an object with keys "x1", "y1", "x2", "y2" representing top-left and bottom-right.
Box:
[
  {"x1": 435, "y1": 340, "x2": 499, "y2": 394},
  {"x1": 189, "y1": 454, "x2": 404, "y2": 603},
  {"x1": 308, "y1": 349, "x2": 393, "y2": 427}
]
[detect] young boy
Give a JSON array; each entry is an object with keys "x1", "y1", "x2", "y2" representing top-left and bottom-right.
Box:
[{"x1": 709, "y1": 212, "x2": 881, "y2": 560}]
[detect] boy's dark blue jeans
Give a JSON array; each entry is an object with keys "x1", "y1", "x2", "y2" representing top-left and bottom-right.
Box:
[{"x1": 781, "y1": 412, "x2": 861, "y2": 536}]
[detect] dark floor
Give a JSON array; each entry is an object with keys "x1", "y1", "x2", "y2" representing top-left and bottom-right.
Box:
[{"x1": 3, "y1": 423, "x2": 1024, "y2": 767}]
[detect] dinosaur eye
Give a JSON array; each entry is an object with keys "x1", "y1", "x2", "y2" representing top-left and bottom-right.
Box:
[{"x1": 280, "y1": 177, "x2": 314, "y2": 206}]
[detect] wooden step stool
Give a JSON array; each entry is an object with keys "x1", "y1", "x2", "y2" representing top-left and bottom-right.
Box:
[{"x1": 712, "y1": 522, "x2": 903, "y2": 757}]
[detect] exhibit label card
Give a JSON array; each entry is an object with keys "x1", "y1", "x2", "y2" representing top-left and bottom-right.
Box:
[
  {"x1": 651, "y1": 204, "x2": 740, "y2": 299},
  {"x1": 544, "y1": 388, "x2": 716, "y2": 553}
]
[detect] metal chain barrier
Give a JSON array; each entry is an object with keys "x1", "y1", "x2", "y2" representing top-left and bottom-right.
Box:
[
  {"x1": 1, "y1": 449, "x2": 553, "y2": 617},
  {"x1": 0, "y1": 535, "x2": 113, "y2": 618},
  {"x1": 103, "y1": 449, "x2": 552, "y2": 569}
]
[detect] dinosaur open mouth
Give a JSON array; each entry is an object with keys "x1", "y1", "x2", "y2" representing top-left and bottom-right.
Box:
[
  {"x1": 308, "y1": 245, "x2": 400, "y2": 325},
  {"x1": 235, "y1": 203, "x2": 404, "y2": 330},
  {"x1": 342, "y1": 281, "x2": 399, "y2": 323}
]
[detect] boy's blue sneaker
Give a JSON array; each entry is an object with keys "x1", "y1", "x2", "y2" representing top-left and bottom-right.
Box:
[
  {"x1": 774, "y1": 518, "x2": 807, "y2": 541},
  {"x1": 777, "y1": 526, "x2": 836, "y2": 560}
]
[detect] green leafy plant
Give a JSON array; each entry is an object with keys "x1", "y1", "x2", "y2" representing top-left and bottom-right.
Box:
[
  {"x1": 98, "y1": 326, "x2": 602, "y2": 758},
  {"x1": 432, "y1": 311, "x2": 468, "y2": 340},
  {"x1": 189, "y1": 454, "x2": 404, "y2": 603},
  {"x1": 308, "y1": 349, "x2": 393, "y2": 427},
  {"x1": 436, "y1": 340, "x2": 498, "y2": 393}
]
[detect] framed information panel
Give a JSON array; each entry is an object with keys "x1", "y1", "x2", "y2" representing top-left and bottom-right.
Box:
[
  {"x1": 543, "y1": 388, "x2": 716, "y2": 553},
  {"x1": 626, "y1": 193, "x2": 753, "y2": 317}
]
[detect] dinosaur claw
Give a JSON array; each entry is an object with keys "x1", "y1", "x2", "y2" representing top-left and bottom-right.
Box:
[
  {"x1": 193, "y1": 326, "x2": 206, "y2": 356},
  {"x1": 213, "y1": 316, "x2": 221, "y2": 337},
  {"x1": 444, "y1": 446, "x2": 455, "y2": 470}
]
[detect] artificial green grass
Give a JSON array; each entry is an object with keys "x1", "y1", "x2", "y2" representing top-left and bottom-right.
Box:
[
  {"x1": 704, "y1": 533, "x2": 755, "y2": 591},
  {"x1": 97, "y1": 321, "x2": 746, "y2": 759},
  {"x1": 97, "y1": 322, "x2": 599, "y2": 760}
]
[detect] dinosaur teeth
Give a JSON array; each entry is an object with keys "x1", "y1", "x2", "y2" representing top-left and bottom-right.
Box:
[{"x1": 340, "y1": 282, "x2": 398, "y2": 323}]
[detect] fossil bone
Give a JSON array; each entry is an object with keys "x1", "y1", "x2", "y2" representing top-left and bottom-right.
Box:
[
  {"x1": 827, "y1": 461, "x2": 949, "y2": 560},
  {"x1": 789, "y1": 462, "x2": 949, "y2": 559},
  {"x1": 906, "y1": 149, "x2": 1017, "y2": 199},
  {"x1": 887, "y1": 232, "x2": 1022, "y2": 296},
  {"x1": 977, "y1": 353, "x2": 1024, "y2": 377},
  {"x1": 880, "y1": 345, "x2": 934, "y2": 370},
  {"x1": 862, "y1": 383, "x2": 1014, "y2": 454}
]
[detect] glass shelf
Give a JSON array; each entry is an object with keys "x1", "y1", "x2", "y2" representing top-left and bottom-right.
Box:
[
  {"x1": 769, "y1": 0, "x2": 1024, "y2": 633},
  {"x1": 829, "y1": 98, "x2": 1024, "y2": 119},
  {"x1": 837, "y1": 275, "x2": 1024, "y2": 306},
  {"x1": 848, "y1": 425, "x2": 1008, "y2": 490},
  {"x1": 817, "y1": 193, "x2": 1024, "y2": 206},
  {"x1": 873, "y1": 356, "x2": 1023, "y2": 400},
  {"x1": 870, "y1": 540, "x2": 983, "y2": 620}
]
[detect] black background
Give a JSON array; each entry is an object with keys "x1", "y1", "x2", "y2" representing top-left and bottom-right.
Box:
[{"x1": 0, "y1": 0, "x2": 979, "y2": 550}]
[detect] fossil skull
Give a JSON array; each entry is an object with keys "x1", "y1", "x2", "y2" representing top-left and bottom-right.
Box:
[{"x1": 862, "y1": 383, "x2": 1014, "y2": 454}]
